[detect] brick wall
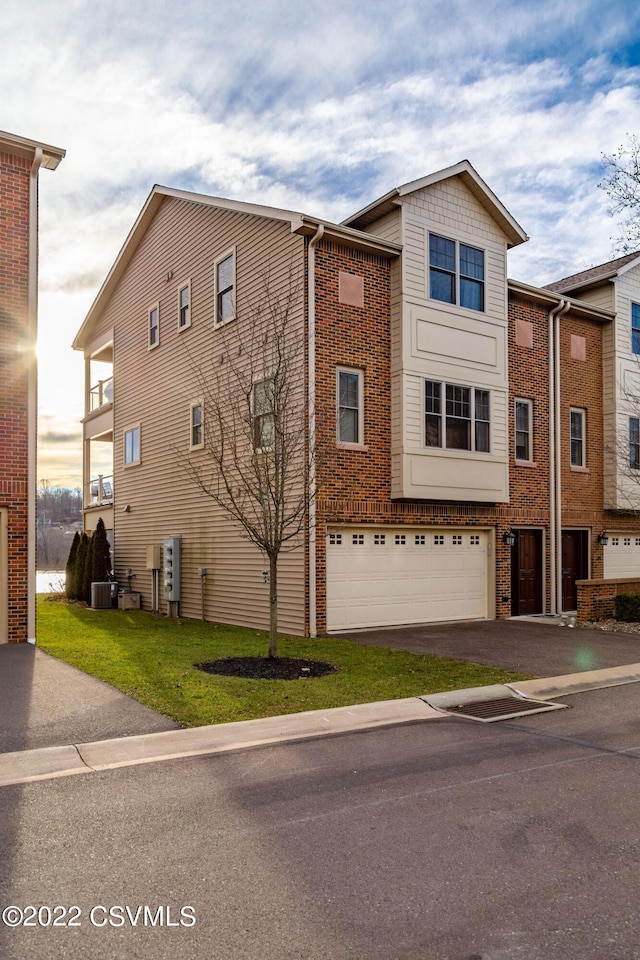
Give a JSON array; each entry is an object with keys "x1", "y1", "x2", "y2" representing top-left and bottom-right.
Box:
[
  {"x1": 577, "y1": 578, "x2": 640, "y2": 621},
  {"x1": 0, "y1": 150, "x2": 31, "y2": 641}
]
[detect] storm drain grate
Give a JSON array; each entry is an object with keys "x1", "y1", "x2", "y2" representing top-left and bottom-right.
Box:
[{"x1": 439, "y1": 696, "x2": 567, "y2": 722}]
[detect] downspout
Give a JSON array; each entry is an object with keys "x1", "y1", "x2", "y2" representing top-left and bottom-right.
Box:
[
  {"x1": 27, "y1": 148, "x2": 43, "y2": 643},
  {"x1": 307, "y1": 223, "x2": 324, "y2": 638},
  {"x1": 548, "y1": 297, "x2": 570, "y2": 615}
]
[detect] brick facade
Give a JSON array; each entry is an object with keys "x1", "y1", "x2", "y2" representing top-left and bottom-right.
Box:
[{"x1": 0, "y1": 150, "x2": 30, "y2": 642}]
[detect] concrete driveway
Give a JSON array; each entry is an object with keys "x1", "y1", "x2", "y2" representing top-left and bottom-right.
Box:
[{"x1": 334, "y1": 617, "x2": 640, "y2": 677}]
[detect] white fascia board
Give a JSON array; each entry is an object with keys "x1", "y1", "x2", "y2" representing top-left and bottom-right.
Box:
[{"x1": 0, "y1": 129, "x2": 65, "y2": 169}]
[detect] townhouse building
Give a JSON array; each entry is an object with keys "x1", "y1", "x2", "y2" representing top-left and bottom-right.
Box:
[
  {"x1": 0, "y1": 130, "x2": 64, "y2": 643},
  {"x1": 73, "y1": 161, "x2": 640, "y2": 636}
]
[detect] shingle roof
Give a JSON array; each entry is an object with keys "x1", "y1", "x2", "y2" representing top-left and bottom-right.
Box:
[{"x1": 545, "y1": 251, "x2": 640, "y2": 292}]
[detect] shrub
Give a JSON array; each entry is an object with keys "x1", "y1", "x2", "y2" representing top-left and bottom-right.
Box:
[
  {"x1": 614, "y1": 594, "x2": 640, "y2": 622},
  {"x1": 65, "y1": 531, "x2": 80, "y2": 600},
  {"x1": 92, "y1": 517, "x2": 112, "y2": 583}
]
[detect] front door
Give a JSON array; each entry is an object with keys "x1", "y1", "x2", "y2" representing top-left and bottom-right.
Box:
[
  {"x1": 511, "y1": 529, "x2": 543, "y2": 616},
  {"x1": 561, "y1": 530, "x2": 588, "y2": 612}
]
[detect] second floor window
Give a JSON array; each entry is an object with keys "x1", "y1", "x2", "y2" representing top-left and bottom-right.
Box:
[
  {"x1": 429, "y1": 234, "x2": 485, "y2": 312},
  {"x1": 253, "y1": 379, "x2": 274, "y2": 449},
  {"x1": 124, "y1": 426, "x2": 140, "y2": 466},
  {"x1": 425, "y1": 380, "x2": 490, "y2": 453},
  {"x1": 337, "y1": 368, "x2": 363, "y2": 445},
  {"x1": 630, "y1": 417, "x2": 640, "y2": 470},
  {"x1": 570, "y1": 408, "x2": 585, "y2": 467},
  {"x1": 190, "y1": 402, "x2": 203, "y2": 449},
  {"x1": 515, "y1": 399, "x2": 532, "y2": 461}
]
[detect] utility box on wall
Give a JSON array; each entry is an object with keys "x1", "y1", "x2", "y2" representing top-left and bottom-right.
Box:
[
  {"x1": 146, "y1": 545, "x2": 161, "y2": 569},
  {"x1": 163, "y1": 536, "x2": 181, "y2": 602}
]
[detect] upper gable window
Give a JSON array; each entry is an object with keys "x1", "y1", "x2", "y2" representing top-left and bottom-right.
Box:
[
  {"x1": 429, "y1": 234, "x2": 484, "y2": 312},
  {"x1": 632, "y1": 303, "x2": 640, "y2": 354},
  {"x1": 178, "y1": 281, "x2": 191, "y2": 331},
  {"x1": 148, "y1": 304, "x2": 159, "y2": 349},
  {"x1": 215, "y1": 250, "x2": 235, "y2": 325}
]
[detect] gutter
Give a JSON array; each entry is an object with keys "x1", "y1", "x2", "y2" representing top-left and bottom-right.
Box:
[
  {"x1": 307, "y1": 224, "x2": 324, "y2": 638},
  {"x1": 548, "y1": 298, "x2": 570, "y2": 614},
  {"x1": 27, "y1": 147, "x2": 43, "y2": 643}
]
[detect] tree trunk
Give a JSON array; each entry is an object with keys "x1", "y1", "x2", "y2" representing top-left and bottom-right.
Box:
[{"x1": 268, "y1": 551, "x2": 278, "y2": 658}]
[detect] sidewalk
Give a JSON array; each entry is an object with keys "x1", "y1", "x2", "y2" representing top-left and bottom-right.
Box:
[{"x1": 2, "y1": 640, "x2": 640, "y2": 789}]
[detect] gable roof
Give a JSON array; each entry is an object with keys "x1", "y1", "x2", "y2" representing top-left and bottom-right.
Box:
[
  {"x1": 343, "y1": 160, "x2": 528, "y2": 248},
  {"x1": 0, "y1": 129, "x2": 65, "y2": 170},
  {"x1": 545, "y1": 251, "x2": 640, "y2": 293},
  {"x1": 73, "y1": 185, "x2": 401, "y2": 350}
]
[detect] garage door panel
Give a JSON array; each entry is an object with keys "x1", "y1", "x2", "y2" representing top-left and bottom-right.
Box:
[
  {"x1": 326, "y1": 527, "x2": 489, "y2": 630},
  {"x1": 603, "y1": 534, "x2": 640, "y2": 579}
]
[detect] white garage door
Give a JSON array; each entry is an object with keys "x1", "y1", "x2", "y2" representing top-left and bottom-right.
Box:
[
  {"x1": 603, "y1": 534, "x2": 640, "y2": 578},
  {"x1": 326, "y1": 526, "x2": 489, "y2": 631}
]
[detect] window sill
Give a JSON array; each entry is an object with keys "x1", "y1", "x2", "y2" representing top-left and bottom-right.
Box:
[
  {"x1": 215, "y1": 315, "x2": 236, "y2": 329},
  {"x1": 515, "y1": 459, "x2": 537, "y2": 468},
  {"x1": 337, "y1": 442, "x2": 369, "y2": 452},
  {"x1": 570, "y1": 465, "x2": 590, "y2": 473}
]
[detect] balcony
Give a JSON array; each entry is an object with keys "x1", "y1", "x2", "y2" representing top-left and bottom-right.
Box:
[
  {"x1": 90, "y1": 377, "x2": 113, "y2": 412},
  {"x1": 84, "y1": 475, "x2": 114, "y2": 532}
]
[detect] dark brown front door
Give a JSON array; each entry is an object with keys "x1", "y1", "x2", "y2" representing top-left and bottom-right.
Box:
[
  {"x1": 561, "y1": 530, "x2": 588, "y2": 611},
  {"x1": 511, "y1": 530, "x2": 543, "y2": 616}
]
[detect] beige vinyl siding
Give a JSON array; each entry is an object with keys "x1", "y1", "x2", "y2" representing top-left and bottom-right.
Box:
[
  {"x1": 361, "y1": 208, "x2": 402, "y2": 245},
  {"x1": 573, "y1": 283, "x2": 614, "y2": 312},
  {"x1": 91, "y1": 198, "x2": 307, "y2": 634}
]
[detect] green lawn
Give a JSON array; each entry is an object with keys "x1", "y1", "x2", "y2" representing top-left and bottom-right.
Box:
[{"x1": 37, "y1": 597, "x2": 530, "y2": 728}]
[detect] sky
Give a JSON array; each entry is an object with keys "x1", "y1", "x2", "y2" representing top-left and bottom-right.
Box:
[{"x1": 2, "y1": 0, "x2": 640, "y2": 488}]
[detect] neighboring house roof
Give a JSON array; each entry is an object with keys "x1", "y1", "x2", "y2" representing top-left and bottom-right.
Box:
[
  {"x1": 0, "y1": 129, "x2": 65, "y2": 169},
  {"x1": 342, "y1": 159, "x2": 529, "y2": 249},
  {"x1": 508, "y1": 278, "x2": 615, "y2": 324},
  {"x1": 545, "y1": 251, "x2": 640, "y2": 293},
  {"x1": 73, "y1": 185, "x2": 401, "y2": 350}
]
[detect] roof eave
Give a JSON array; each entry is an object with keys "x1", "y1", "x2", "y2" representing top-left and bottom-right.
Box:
[
  {"x1": 509, "y1": 278, "x2": 615, "y2": 322},
  {"x1": 0, "y1": 129, "x2": 65, "y2": 169}
]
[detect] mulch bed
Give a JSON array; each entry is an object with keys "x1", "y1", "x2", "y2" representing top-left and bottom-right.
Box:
[{"x1": 195, "y1": 656, "x2": 338, "y2": 680}]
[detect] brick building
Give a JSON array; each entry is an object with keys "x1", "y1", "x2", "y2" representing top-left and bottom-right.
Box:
[
  {"x1": 72, "y1": 162, "x2": 640, "y2": 635},
  {"x1": 0, "y1": 131, "x2": 64, "y2": 643}
]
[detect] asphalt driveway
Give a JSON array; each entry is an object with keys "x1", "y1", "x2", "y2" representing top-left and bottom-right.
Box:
[{"x1": 334, "y1": 617, "x2": 640, "y2": 677}]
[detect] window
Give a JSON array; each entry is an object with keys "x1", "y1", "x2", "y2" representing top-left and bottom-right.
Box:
[
  {"x1": 570, "y1": 408, "x2": 585, "y2": 467},
  {"x1": 630, "y1": 417, "x2": 640, "y2": 470},
  {"x1": 215, "y1": 250, "x2": 234, "y2": 324},
  {"x1": 253, "y1": 379, "x2": 274, "y2": 449},
  {"x1": 632, "y1": 303, "x2": 640, "y2": 354},
  {"x1": 124, "y1": 426, "x2": 140, "y2": 466},
  {"x1": 337, "y1": 367, "x2": 364, "y2": 445},
  {"x1": 515, "y1": 399, "x2": 532, "y2": 461},
  {"x1": 429, "y1": 234, "x2": 484, "y2": 311},
  {"x1": 178, "y1": 282, "x2": 191, "y2": 330},
  {"x1": 190, "y1": 402, "x2": 203, "y2": 450},
  {"x1": 425, "y1": 380, "x2": 490, "y2": 452},
  {"x1": 148, "y1": 305, "x2": 159, "y2": 349}
]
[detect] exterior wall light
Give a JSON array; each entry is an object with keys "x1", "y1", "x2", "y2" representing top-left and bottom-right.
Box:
[
  {"x1": 597, "y1": 532, "x2": 609, "y2": 546},
  {"x1": 503, "y1": 530, "x2": 516, "y2": 547}
]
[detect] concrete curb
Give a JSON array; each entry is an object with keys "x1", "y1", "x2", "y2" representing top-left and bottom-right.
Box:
[{"x1": 3, "y1": 663, "x2": 640, "y2": 788}]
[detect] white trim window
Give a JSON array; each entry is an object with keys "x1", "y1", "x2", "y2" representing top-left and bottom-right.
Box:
[
  {"x1": 630, "y1": 417, "x2": 640, "y2": 470},
  {"x1": 515, "y1": 399, "x2": 533, "y2": 462},
  {"x1": 253, "y1": 379, "x2": 274, "y2": 449},
  {"x1": 124, "y1": 426, "x2": 140, "y2": 466},
  {"x1": 425, "y1": 380, "x2": 490, "y2": 452},
  {"x1": 632, "y1": 303, "x2": 640, "y2": 354},
  {"x1": 190, "y1": 401, "x2": 204, "y2": 450},
  {"x1": 429, "y1": 234, "x2": 485, "y2": 312},
  {"x1": 148, "y1": 304, "x2": 159, "y2": 349},
  {"x1": 178, "y1": 281, "x2": 191, "y2": 331},
  {"x1": 570, "y1": 407, "x2": 586, "y2": 467},
  {"x1": 337, "y1": 367, "x2": 364, "y2": 445},
  {"x1": 215, "y1": 249, "x2": 235, "y2": 324}
]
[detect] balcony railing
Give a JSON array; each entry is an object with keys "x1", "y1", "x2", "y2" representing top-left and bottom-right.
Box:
[
  {"x1": 90, "y1": 377, "x2": 114, "y2": 412},
  {"x1": 87, "y1": 475, "x2": 114, "y2": 508}
]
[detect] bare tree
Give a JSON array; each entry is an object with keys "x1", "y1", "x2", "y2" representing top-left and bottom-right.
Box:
[
  {"x1": 600, "y1": 135, "x2": 640, "y2": 253},
  {"x1": 184, "y1": 271, "x2": 312, "y2": 658}
]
